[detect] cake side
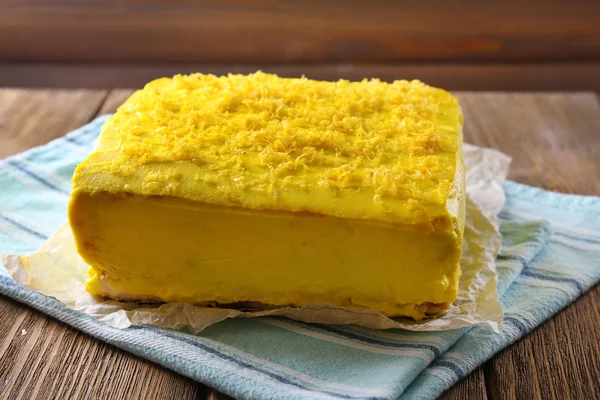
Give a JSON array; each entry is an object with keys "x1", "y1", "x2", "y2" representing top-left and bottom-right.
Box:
[{"x1": 69, "y1": 191, "x2": 463, "y2": 319}]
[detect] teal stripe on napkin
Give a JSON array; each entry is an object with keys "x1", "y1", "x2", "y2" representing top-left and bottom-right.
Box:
[{"x1": 1, "y1": 117, "x2": 599, "y2": 400}]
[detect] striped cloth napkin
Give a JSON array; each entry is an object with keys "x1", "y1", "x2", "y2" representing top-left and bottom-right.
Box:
[{"x1": 1, "y1": 116, "x2": 599, "y2": 400}]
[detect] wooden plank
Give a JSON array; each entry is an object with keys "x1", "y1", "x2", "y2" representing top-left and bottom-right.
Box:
[
  {"x1": 0, "y1": 89, "x2": 108, "y2": 158},
  {"x1": 456, "y1": 92, "x2": 600, "y2": 195},
  {"x1": 483, "y1": 337, "x2": 544, "y2": 400},
  {"x1": 441, "y1": 367, "x2": 488, "y2": 400},
  {"x1": 0, "y1": 298, "x2": 201, "y2": 399},
  {"x1": 97, "y1": 89, "x2": 136, "y2": 114},
  {"x1": 0, "y1": 89, "x2": 200, "y2": 400},
  {"x1": 456, "y1": 92, "x2": 600, "y2": 400},
  {"x1": 0, "y1": 1, "x2": 599, "y2": 64},
  {"x1": 1, "y1": 62, "x2": 600, "y2": 91},
  {"x1": 484, "y1": 286, "x2": 600, "y2": 400}
]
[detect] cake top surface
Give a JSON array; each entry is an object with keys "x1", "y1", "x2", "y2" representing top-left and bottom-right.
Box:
[{"x1": 73, "y1": 72, "x2": 464, "y2": 225}]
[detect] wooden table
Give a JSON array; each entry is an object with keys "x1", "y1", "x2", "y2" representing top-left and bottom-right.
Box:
[{"x1": 0, "y1": 89, "x2": 599, "y2": 399}]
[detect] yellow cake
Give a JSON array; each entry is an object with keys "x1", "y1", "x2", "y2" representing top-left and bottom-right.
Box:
[{"x1": 68, "y1": 72, "x2": 466, "y2": 319}]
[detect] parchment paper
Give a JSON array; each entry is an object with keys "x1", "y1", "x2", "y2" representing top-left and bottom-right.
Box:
[{"x1": 3, "y1": 144, "x2": 511, "y2": 333}]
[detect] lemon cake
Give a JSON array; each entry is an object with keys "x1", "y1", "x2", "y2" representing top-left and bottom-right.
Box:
[{"x1": 68, "y1": 72, "x2": 466, "y2": 319}]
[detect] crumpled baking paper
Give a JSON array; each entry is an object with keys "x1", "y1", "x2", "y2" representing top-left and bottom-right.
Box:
[{"x1": 3, "y1": 144, "x2": 511, "y2": 333}]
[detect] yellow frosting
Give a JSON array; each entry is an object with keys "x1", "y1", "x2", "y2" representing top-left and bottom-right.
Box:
[
  {"x1": 75, "y1": 72, "x2": 462, "y2": 225},
  {"x1": 69, "y1": 72, "x2": 466, "y2": 318}
]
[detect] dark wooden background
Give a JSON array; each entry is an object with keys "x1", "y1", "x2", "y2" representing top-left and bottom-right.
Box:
[{"x1": 1, "y1": 0, "x2": 599, "y2": 90}]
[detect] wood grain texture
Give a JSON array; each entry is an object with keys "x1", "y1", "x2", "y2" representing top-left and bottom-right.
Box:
[
  {"x1": 2, "y1": 62, "x2": 600, "y2": 91},
  {"x1": 97, "y1": 89, "x2": 135, "y2": 115},
  {"x1": 0, "y1": 297, "x2": 201, "y2": 400},
  {"x1": 1, "y1": 89, "x2": 599, "y2": 399},
  {"x1": 213, "y1": 368, "x2": 490, "y2": 399},
  {"x1": 0, "y1": 89, "x2": 108, "y2": 158},
  {"x1": 456, "y1": 92, "x2": 600, "y2": 195},
  {"x1": 1, "y1": 1, "x2": 599, "y2": 64},
  {"x1": 441, "y1": 367, "x2": 488, "y2": 400},
  {"x1": 0, "y1": 89, "x2": 201, "y2": 400},
  {"x1": 483, "y1": 286, "x2": 600, "y2": 400}
]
